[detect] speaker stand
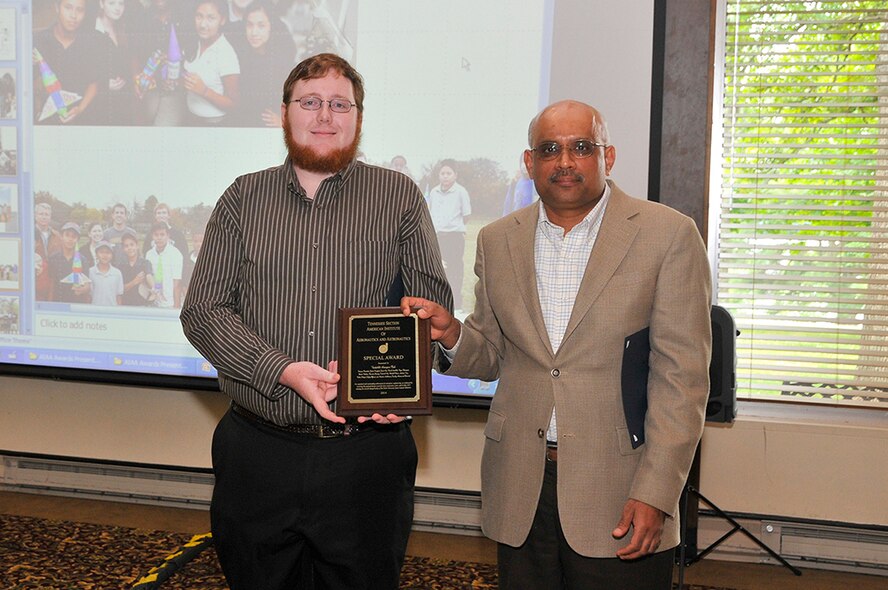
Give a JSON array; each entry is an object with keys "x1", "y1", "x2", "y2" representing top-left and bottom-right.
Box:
[{"x1": 675, "y1": 444, "x2": 802, "y2": 588}]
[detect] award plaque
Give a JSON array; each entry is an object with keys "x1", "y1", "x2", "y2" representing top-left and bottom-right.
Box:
[{"x1": 337, "y1": 307, "x2": 432, "y2": 417}]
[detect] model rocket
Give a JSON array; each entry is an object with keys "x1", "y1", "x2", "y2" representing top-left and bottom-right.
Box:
[
  {"x1": 135, "y1": 49, "x2": 164, "y2": 97},
  {"x1": 34, "y1": 48, "x2": 82, "y2": 122},
  {"x1": 164, "y1": 24, "x2": 182, "y2": 84},
  {"x1": 61, "y1": 251, "x2": 90, "y2": 285},
  {"x1": 154, "y1": 254, "x2": 163, "y2": 292}
]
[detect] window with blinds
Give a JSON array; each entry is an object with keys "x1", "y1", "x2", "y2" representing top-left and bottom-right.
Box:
[{"x1": 716, "y1": 1, "x2": 888, "y2": 407}]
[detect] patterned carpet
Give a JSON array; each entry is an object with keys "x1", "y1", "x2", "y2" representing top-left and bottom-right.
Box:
[{"x1": 0, "y1": 513, "x2": 729, "y2": 589}]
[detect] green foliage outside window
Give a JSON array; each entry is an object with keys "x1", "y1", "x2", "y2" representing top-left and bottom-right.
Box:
[{"x1": 717, "y1": 1, "x2": 888, "y2": 405}]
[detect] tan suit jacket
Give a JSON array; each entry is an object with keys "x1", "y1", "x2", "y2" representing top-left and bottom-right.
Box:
[{"x1": 445, "y1": 182, "x2": 712, "y2": 557}]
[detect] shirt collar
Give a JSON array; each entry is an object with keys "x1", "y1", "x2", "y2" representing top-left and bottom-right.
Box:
[
  {"x1": 536, "y1": 182, "x2": 611, "y2": 239},
  {"x1": 284, "y1": 157, "x2": 358, "y2": 199}
]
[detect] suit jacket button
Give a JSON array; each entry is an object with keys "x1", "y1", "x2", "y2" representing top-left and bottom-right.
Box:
[
  {"x1": 537, "y1": 428, "x2": 544, "y2": 438},
  {"x1": 551, "y1": 368, "x2": 560, "y2": 377}
]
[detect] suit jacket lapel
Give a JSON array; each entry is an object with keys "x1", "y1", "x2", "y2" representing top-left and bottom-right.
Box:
[
  {"x1": 560, "y1": 184, "x2": 640, "y2": 350},
  {"x1": 505, "y1": 204, "x2": 554, "y2": 356}
]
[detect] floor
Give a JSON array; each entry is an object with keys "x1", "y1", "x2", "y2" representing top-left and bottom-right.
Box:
[{"x1": 1, "y1": 490, "x2": 885, "y2": 589}]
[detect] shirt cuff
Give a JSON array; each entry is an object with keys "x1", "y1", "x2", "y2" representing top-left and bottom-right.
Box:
[
  {"x1": 438, "y1": 329, "x2": 463, "y2": 361},
  {"x1": 253, "y1": 348, "x2": 294, "y2": 399}
]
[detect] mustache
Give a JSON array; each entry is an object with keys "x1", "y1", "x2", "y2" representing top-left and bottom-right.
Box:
[{"x1": 549, "y1": 169, "x2": 585, "y2": 183}]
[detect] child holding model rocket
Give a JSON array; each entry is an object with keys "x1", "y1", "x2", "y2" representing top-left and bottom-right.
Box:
[{"x1": 32, "y1": 0, "x2": 104, "y2": 125}]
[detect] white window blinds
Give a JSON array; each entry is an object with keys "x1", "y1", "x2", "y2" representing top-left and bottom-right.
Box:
[{"x1": 716, "y1": 1, "x2": 888, "y2": 406}]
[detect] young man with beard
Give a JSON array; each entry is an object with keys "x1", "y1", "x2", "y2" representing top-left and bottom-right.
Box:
[{"x1": 180, "y1": 53, "x2": 452, "y2": 590}]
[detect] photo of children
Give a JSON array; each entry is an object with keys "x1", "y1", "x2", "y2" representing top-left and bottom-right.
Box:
[
  {"x1": 31, "y1": 0, "x2": 358, "y2": 128},
  {"x1": 31, "y1": 192, "x2": 209, "y2": 311},
  {"x1": 0, "y1": 237, "x2": 21, "y2": 291}
]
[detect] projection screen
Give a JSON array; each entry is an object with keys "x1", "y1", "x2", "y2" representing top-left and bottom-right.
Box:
[{"x1": 0, "y1": 0, "x2": 656, "y2": 404}]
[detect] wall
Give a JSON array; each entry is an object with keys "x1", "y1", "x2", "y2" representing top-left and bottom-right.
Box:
[
  {"x1": 2, "y1": 375, "x2": 887, "y2": 528},
  {"x1": 700, "y1": 403, "x2": 888, "y2": 526},
  {"x1": 0, "y1": 375, "x2": 486, "y2": 487}
]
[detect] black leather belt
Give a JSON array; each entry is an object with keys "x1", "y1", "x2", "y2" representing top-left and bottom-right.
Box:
[{"x1": 231, "y1": 403, "x2": 361, "y2": 438}]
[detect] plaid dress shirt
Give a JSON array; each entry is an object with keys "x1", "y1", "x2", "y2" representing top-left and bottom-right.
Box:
[{"x1": 535, "y1": 184, "x2": 610, "y2": 443}]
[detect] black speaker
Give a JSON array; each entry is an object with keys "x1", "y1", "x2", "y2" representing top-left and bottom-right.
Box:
[{"x1": 707, "y1": 305, "x2": 737, "y2": 423}]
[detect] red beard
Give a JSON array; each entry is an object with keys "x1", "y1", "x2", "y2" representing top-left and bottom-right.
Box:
[{"x1": 283, "y1": 111, "x2": 362, "y2": 174}]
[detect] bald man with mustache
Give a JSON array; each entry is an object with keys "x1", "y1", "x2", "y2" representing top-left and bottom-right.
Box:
[{"x1": 403, "y1": 100, "x2": 712, "y2": 590}]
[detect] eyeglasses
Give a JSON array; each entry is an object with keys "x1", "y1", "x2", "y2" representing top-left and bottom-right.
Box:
[
  {"x1": 531, "y1": 140, "x2": 608, "y2": 161},
  {"x1": 288, "y1": 96, "x2": 357, "y2": 114}
]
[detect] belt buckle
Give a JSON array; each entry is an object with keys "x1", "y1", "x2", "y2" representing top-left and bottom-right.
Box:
[
  {"x1": 316, "y1": 423, "x2": 356, "y2": 438},
  {"x1": 316, "y1": 424, "x2": 340, "y2": 439}
]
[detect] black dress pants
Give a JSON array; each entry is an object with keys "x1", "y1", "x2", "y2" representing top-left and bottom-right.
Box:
[
  {"x1": 497, "y1": 459, "x2": 674, "y2": 590},
  {"x1": 210, "y1": 408, "x2": 417, "y2": 590}
]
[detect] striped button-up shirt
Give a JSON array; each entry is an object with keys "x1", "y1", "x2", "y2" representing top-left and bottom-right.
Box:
[
  {"x1": 181, "y1": 158, "x2": 453, "y2": 426},
  {"x1": 536, "y1": 184, "x2": 610, "y2": 442}
]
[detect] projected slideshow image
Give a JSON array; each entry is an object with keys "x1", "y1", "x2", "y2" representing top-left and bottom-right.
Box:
[
  {"x1": 0, "y1": 183, "x2": 16, "y2": 232},
  {"x1": 0, "y1": 68, "x2": 14, "y2": 119},
  {"x1": 32, "y1": 0, "x2": 356, "y2": 127},
  {"x1": 3, "y1": 0, "x2": 556, "y2": 398},
  {"x1": 0, "y1": 236, "x2": 19, "y2": 291}
]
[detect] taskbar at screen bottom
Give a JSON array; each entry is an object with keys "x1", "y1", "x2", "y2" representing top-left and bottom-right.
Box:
[
  {"x1": 432, "y1": 372, "x2": 497, "y2": 397},
  {"x1": 0, "y1": 345, "x2": 217, "y2": 378}
]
